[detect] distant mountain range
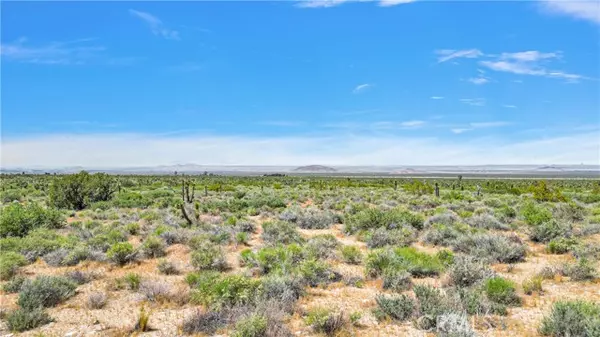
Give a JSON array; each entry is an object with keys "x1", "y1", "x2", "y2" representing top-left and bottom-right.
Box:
[{"x1": 2, "y1": 164, "x2": 599, "y2": 177}]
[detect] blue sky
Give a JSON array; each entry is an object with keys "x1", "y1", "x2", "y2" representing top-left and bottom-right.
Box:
[{"x1": 1, "y1": 0, "x2": 599, "y2": 167}]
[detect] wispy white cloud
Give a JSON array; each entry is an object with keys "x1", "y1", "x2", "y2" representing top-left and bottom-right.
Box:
[
  {"x1": 451, "y1": 121, "x2": 511, "y2": 134},
  {"x1": 400, "y1": 120, "x2": 426, "y2": 128},
  {"x1": 0, "y1": 37, "x2": 105, "y2": 65},
  {"x1": 435, "y1": 49, "x2": 483, "y2": 63},
  {"x1": 436, "y1": 47, "x2": 587, "y2": 83},
  {"x1": 295, "y1": 0, "x2": 351, "y2": 8},
  {"x1": 295, "y1": 0, "x2": 414, "y2": 8},
  {"x1": 430, "y1": 96, "x2": 444, "y2": 100},
  {"x1": 378, "y1": 0, "x2": 415, "y2": 6},
  {"x1": 460, "y1": 98, "x2": 486, "y2": 106},
  {"x1": 479, "y1": 59, "x2": 585, "y2": 82},
  {"x1": 129, "y1": 9, "x2": 180, "y2": 40},
  {"x1": 467, "y1": 76, "x2": 490, "y2": 85},
  {"x1": 353, "y1": 83, "x2": 373, "y2": 94},
  {"x1": 539, "y1": 0, "x2": 600, "y2": 25},
  {"x1": 323, "y1": 120, "x2": 425, "y2": 130},
  {"x1": 3, "y1": 131, "x2": 597, "y2": 167},
  {"x1": 503, "y1": 104, "x2": 517, "y2": 109}
]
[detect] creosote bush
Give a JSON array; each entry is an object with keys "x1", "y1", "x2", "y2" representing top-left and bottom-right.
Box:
[{"x1": 106, "y1": 242, "x2": 136, "y2": 266}]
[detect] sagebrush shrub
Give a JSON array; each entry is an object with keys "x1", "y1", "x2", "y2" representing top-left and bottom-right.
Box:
[
  {"x1": 305, "y1": 234, "x2": 339, "y2": 259},
  {"x1": 382, "y1": 269, "x2": 412, "y2": 292},
  {"x1": 561, "y1": 259, "x2": 597, "y2": 281},
  {"x1": 261, "y1": 221, "x2": 304, "y2": 245},
  {"x1": 181, "y1": 309, "x2": 228, "y2": 335},
  {"x1": 376, "y1": 294, "x2": 415, "y2": 321},
  {"x1": 468, "y1": 214, "x2": 509, "y2": 230},
  {"x1": 5, "y1": 308, "x2": 52, "y2": 332},
  {"x1": 530, "y1": 219, "x2": 572, "y2": 243},
  {"x1": 157, "y1": 259, "x2": 179, "y2": 275},
  {"x1": 87, "y1": 292, "x2": 107, "y2": 309},
  {"x1": 539, "y1": 300, "x2": 600, "y2": 337},
  {"x1": 452, "y1": 233, "x2": 526, "y2": 263},
  {"x1": 18, "y1": 275, "x2": 77, "y2": 310},
  {"x1": 304, "y1": 308, "x2": 346, "y2": 336},
  {"x1": 436, "y1": 312, "x2": 476, "y2": 337},
  {"x1": 191, "y1": 245, "x2": 228, "y2": 271},
  {"x1": 2, "y1": 275, "x2": 27, "y2": 293},
  {"x1": 448, "y1": 255, "x2": 494, "y2": 287}
]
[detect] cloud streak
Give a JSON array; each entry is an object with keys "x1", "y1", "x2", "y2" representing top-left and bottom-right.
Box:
[
  {"x1": 295, "y1": 0, "x2": 414, "y2": 8},
  {"x1": 353, "y1": 83, "x2": 373, "y2": 94},
  {"x1": 0, "y1": 37, "x2": 105, "y2": 65},
  {"x1": 129, "y1": 9, "x2": 180, "y2": 40},
  {"x1": 2, "y1": 131, "x2": 597, "y2": 167},
  {"x1": 539, "y1": 0, "x2": 600, "y2": 25},
  {"x1": 435, "y1": 49, "x2": 483, "y2": 63}
]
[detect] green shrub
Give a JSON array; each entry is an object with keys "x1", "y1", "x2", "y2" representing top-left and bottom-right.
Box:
[
  {"x1": 0, "y1": 252, "x2": 27, "y2": 280},
  {"x1": 191, "y1": 245, "x2": 228, "y2": 271},
  {"x1": 231, "y1": 314, "x2": 268, "y2": 337},
  {"x1": 547, "y1": 237, "x2": 579, "y2": 254},
  {"x1": 5, "y1": 308, "x2": 52, "y2": 332},
  {"x1": 539, "y1": 300, "x2": 600, "y2": 337},
  {"x1": 235, "y1": 231, "x2": 249, "y2": 245},
  {"x1": 344, "y1": 208, "x2": 425, "y2": 234},
  {"x1": 106, "y1": 242, "x2": 136, "y2": 266},
  {"x1": 521, "y1": 201, "x2": 553, "y2": 226},
  {"x1": 141, "y1": 236, "x2": 166, "y2": 258},
  {"x1": 48, "y1": 171, "x2": 117, "y2": 210},
  {"x1": 305, "y1": 308, "x2": 346, "y2": 336},
  {"x1": 561, "y1": 259, "x2": 597, "y2": 281},
  {"x1": 394, "y1": 247, "x2": 445, "y2": 277},
  {"x1": 376, "y1": 294, "x2": 415, "y2": 321},
  {"x1": 382, "y1": 269, "x2": 412, "y2": 292},
  {"x1": 0, "y1": 203, "x2": 64, "y2": 238},
  {"x1": 435, "y1": 249, "x2": 455, "y2": 266},
  {"x1": 157, "y1": 259, "x2": 178, "y2": 275},
  {"x1": 484, "y1": 277, "x2": 521, "y2": 306},
  {"x1": 3, "y1": 275, "x2": 27, "y2": 293},
  {"x1": 340, "y1": 245, "x2": 362, "y2": 264},
  {"x1": 190, "y1": 273, "x2": 261, "y2": 309},
  {"x1": 529, "y1": 181, "x2": 567, "y2": 203},
  {"x1": 349, "y1": 311, "x2": 362, "y2": 326},
  {"x1": 18, "y1": 275, "x2": 77, "y2": 309},
  {"x1": 305, "y1": 234, "x2": 339, "y2": 259},
  {"x1": 413, "y1": 284, "x2": 450, "y2": 323},
  {"x1": 298, "y1": 259, "x2": 340, "y2": 287},
  {"x1": 261, "y1": 221, "x2": 304, "y2": 245},
  {"x1": 123, "y1": 272, "x2": 141, "y2": 290},
  {"x1": 530, "y1": 219, "x2": 572, "y2": 243}
]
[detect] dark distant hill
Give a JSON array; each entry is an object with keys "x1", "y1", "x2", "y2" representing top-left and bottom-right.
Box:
[{"x1": 293, "y1": 165, "x2": 337, "y2": 172}]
